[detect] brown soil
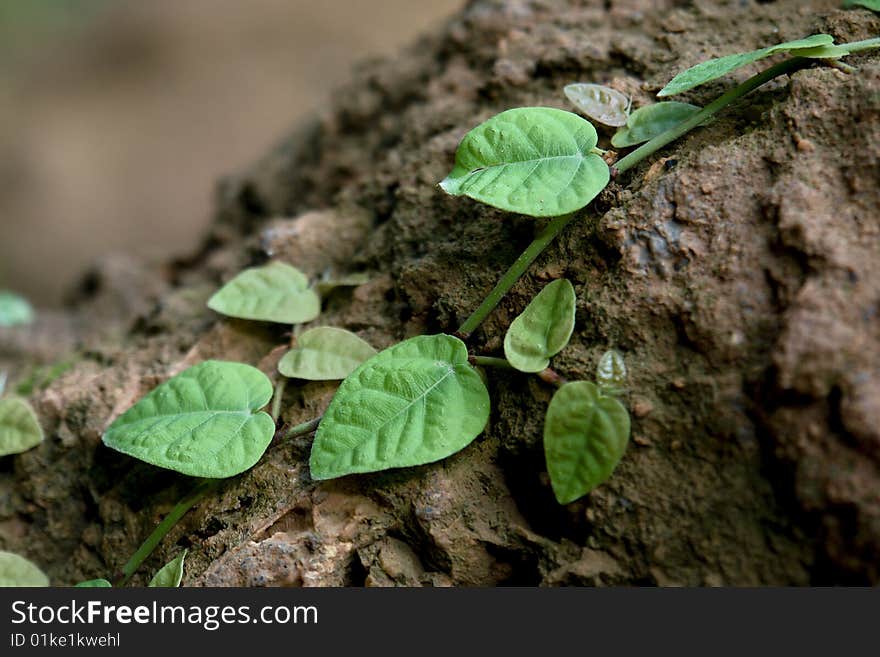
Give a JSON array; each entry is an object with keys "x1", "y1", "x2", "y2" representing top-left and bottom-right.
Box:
[{"x1": 2, "y1": 0, "x2": 879, "y2": 586}]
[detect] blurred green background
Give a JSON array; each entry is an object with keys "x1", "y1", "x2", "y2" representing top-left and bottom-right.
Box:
[{"x1": 0, "y1": 0, "x2": 461, "y2": 305}]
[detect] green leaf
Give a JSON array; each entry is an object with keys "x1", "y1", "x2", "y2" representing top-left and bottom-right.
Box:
[
  {"x1": 149, "y1": 550, "x2": 187, "y2": 587},
  {"x1": 0, "y1": 291, "x2": 34, "y2": 327},
  {"x1": 844, "y1": 0, "x2": 880, "y2": 10},
  {"x1": 611, "y1": 102, "x2": 701, "y2": 148},
  {"x1": 658, "y1": 34, "x2": 835, "y2": 97},
  {"x1": 0, "y1": 551, "x2": 49, "y2": 587},
  {"x1": 544, "y1": 381, "x2": 630, "y2": 504},
  {"x1": 207, "y1": 261, "x2": 321, "y2": 325},
  {"x1": 503, "y1": 279, "x2": 576, "y2": 373},
  {"x1": 75, "y1": 579, "x2": 112, "y2": 587},
  {"x1": 439, "y1": 107, "x2": 610, "y2": 217},
  {"x1": 596, "y1": 349, "x2": 627, "y2": 391},
  {"x1": 310, "y1": 334, "x2": 490, "y2": 479},
  {"x1": 0, "y1": 397, "x2": 44, "y2": 457},
  {"x1": 278, "y1": 327, "x2": 377, "y2": 381},
  {"x1": 102, "y1": 360, "x2": 275, "y2": 478},
  {"x1": 563, "y1": 83, "x2": 631, "y2": 127}
]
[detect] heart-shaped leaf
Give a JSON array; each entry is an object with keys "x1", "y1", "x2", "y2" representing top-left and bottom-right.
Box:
[
  {"x1": 310, "y1": 334, "x2": 490, "y2": 479},
  {"x1": 102, "y1": 360, "x2": 275, "y2": 478},
  {"x1": 75, "y1": 579, "x2": 112, "y2": 587},
  {"x1": 0, "y1": 551, "x2": 49, "y2": 587},
  {"x1": 563, "y1": 83, "x2": 631, "y2": 127},
  {"x1": 611, "y1": 102, "x2": 702, "y2": 148},
  {"x1": 149, "y1": 550, "x2": 187, "y2": 587},
  {"x1": 658, "y1": 34, "x2": 835, "y2": 97},
  {"x1": 278, "y1": 327, "x2": 377, "y2": 381},
  {"x1": 0, "y1": 291, "x2": 34, "y2": 327},
  {"x1": 544, "y1": 381, "x2": 630, "y2": 504},
  {"x1": 439, "y1": 107, "x2": 610, "y2": 217},
  {"x1": 0, "y1": 397, "x2": 44, "y2": 457},
  {"x1": 207, "y1": 262, "x2": 321, "y2": 324},
  {"x1": 596, "y1": 349, "x2": 627, "y2": 391},
  {"x1": 504, "y1": 279, "x2": 576, "y2": 373}
]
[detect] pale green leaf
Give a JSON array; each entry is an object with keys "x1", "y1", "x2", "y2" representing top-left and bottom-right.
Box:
[
  {"x1": 439, "y1": 107, "x2": 610, "y2": 217},
  {"x1": 278, "y1": 327, "x2": 377, "y2": 381},
  {"x1": 310, "y1": 334, "x2": 490, "y2": 479},
  {"x1": 0, "y1": 291, "x2": 34, "y2": 327},
  {"x1": 315, "y1": 272, "x2": 370, "y2": 297},
  {"x1": 0, "y1": 551, "x2": 49, "y2": 587},
  {"x1": 596, "y1": 349, "x2": 627, "y2": 391},
  {"x1": 611, "y1": 102, "x2": 701, "y2": 148},
  {"x1": 544, "y1": 381, "x2": 630, "y2": 504},
  {"x1": 102, "y1": 360, "x2": 275, "y2": 478},
  {"x1": 149, "y1": 550, "x2": 187, "y2": 587},
  {"x1": 504, "y1": 279, "x2": 576, "y2": 373},
  {"x1": 563, "y1": 83, "x2": 631, "y2": 127},
  {"x1": 207, "y1": 261, "x2": 321, "y2": 324},
  {"x1": 0, "y1": 397, "x2": 44, "y2": 457},
  {"x1": 658, "y1": 34, "x2": 835, "y2": 97},
  {"x1": 75, "y1": 579, "x2": 112, "y2": 587}
]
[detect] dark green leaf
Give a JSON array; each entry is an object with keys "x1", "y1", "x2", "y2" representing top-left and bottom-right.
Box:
[
  {"x1": 102, "y1": 361, "x2": 275, "y2": 478},
  {"x1": 544, "y1": 381, "x2": 630, "y2": 504},
  {"x1": 310, "y1": 334, "x2": 490, "y2": 479},
  {"x1": 440, "y1": 107, "x2": 610, "y2": 217}
]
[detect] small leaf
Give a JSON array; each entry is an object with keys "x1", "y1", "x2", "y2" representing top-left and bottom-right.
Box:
[
  {"x1": 563, "y1": 83, "x2": 631, "y2": 127},
  {"x1": 75, "y1": 579, "x2": 112, "y2": 587},
  {"x1": 102, "y1": 361, "x2": 275, "y2": 478},
  {"x1": 0, "y1": 397, "x2": 44, "y2": 457},
  {"x1": 149, "y1": 550, "x2": 187, "y2": 587},
  {"x1": 611, "y1": 102, "x2": 702, "y2": 148},
  {"x1": 0, "y1": 551, "x2": 49, "y2": 587},
  {"x1": 440, "y1": 107, "x2": 610, "y2": 217},
  {"x1": 279, "y1": 327, "x2": 377, "y2": 381},
  {"x1": 310, "y1": 334, "x2": 490, "y2": 480},
  {"x1": 844, "y1": 0, "x2": 880, "y2": 10},
  {"x1": 0, "y1": 291, "x2": 34, "y2": 327},
  {"x1": 658, "y1": 34, "x2": 835, "y2": 97},
  {"x1": 544, "y1": 381, "x2": 630, "y2": 504},
  {"x1": 207, "y1": 261, "x2": 321, "y2": 324},
  {"x1": 503, "y1": 279, "x2": 576, "y2": 373},
  {"x1": 315, "y1": 272, "x2": 370, "y2": 297},
  {"x1": 596, "y1": 350, "x2": 627, "y2": 391}
]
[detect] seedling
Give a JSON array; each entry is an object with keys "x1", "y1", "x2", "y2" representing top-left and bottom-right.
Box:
[
  {"x1": 0, "y1": 550, "x2": 49, "y2": 587},
  {"x1": 564, "y1": 83, "x2": 631, "y2": 127},
  {"x1": 0, "y1": 290, "x2": 34, "y2": 327}
]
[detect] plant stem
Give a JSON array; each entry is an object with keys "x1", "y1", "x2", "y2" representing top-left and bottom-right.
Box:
[
  {"x1": 116, "y1": 478, "x2": 219, "y2": 586},
  {"x1": 271, "y1": 378, "x2": 286, "y2": 423},
  {"x1": 615, "y1": 57, "x2": 809, "y2": 173},
  {"x1": 469, "y1": 355, "x2": 514, "y2": 369},
  {"x1": 457, "y1": 213, "x2": 576, "y2": 338},
  {"x1": 282, "y1": 416, "x2": 322, "y2": 440},
  {"x1": 836, "y1": 36, "x2": 880, "y2": 55}
]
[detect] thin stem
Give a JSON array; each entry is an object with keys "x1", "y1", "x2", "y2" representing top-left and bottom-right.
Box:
[
  {"x1": 116, "y1": 478, "x2": 219, "y2": 586},
  {"x1": 457, "y1": 213, "x2": 576, "y2": 338},
  {"x1": 616, "y1": 57, "x2": 810, "y2": 173},
  {"x1": 282, "y1": 416, "x2": 322, "y2": 440},
  {"x1": 271, "y1": 378, "x2": 287, "y2": 423},
  {"x1": 836, "y1": 36, "x2": 880, "y2": 55},
  {"x1": 469, "y1": 355, "x2": 514, "y2": 369}
]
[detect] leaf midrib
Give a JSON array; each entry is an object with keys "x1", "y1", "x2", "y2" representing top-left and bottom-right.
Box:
[{"x1": 466, "y1": 152, "x2": 586, "y2": 175}]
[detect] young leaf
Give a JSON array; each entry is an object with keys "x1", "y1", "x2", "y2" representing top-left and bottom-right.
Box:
[
  {"x1": 0, "y1": 397, "x2": 44, "y2": 457},
  {"x1": 310, "y1": 334, "x2": 490, "y2": 479},
  {"x1": 207, "y1": 261, "x2": 321, "y2": 325},
  {"x1": 544, "y1": 381, "x2": 630, "y2": 504},
  {"x1": 596, "y1": 349, "x2": 627, "y2": 391},
  {"x1": 844, "y1": 0, "x2": 880, "y2": 10},
  {"x1": 0, "y1": 291, "x2": 34, "y2": 327},
  {"x1": 563, "y1": 83, "x2": 631, "y2": 127},
  {"x1": 149, "y1": 550, "x2": 187, "y2": 587},
  {"x1": 75, "y1": 579, "x2": 112, "y2": 587},
  {"x1": 439, "y1": 107, "x2": 610, "y2": 217},
  {"x1": 278, "y1": 327, "x2": 377, "y2": 381},
  {"x1": 503, "y1": 279, "x2": 576, "y2": 373},
  {"x1": 0, "y1": 551, "x2": 49, "y2": 587},
  {"x1": 611, "y1": 102, "x2": 701, "y2": 148},
  {"x1": 102, "y1": 360, "x2": 275, "y2": 478},
  {"x1": 658, "y1": 34, "x2": 835, "y2": 97}
]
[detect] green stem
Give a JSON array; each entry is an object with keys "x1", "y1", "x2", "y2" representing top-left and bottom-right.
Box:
[
  {"x1": 116, "y1": 478, "x2": 219, "y2": 586},
  {"x1": 457, "y1": 213, "x2": 576, "y2": 337},
  {"x1": 271, "y1": 378, "x2": 286, "y2": 423},
  {"x1": 282, "y1": 416, "x2": 322, "y2": 439},
  {"x1": 836, "y1": 36, "x2": 880, "y2": 55},
  {"x1": 469, "y1": 355, "x2": 514, "y2": 369},
  {"x1": 615, "y1": 57, "x2": 809, "y2": 173}
]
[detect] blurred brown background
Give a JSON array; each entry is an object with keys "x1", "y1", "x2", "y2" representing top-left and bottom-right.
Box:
[{"x1": 0, "y1": 0, "x2": 461, "y2": 306}]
